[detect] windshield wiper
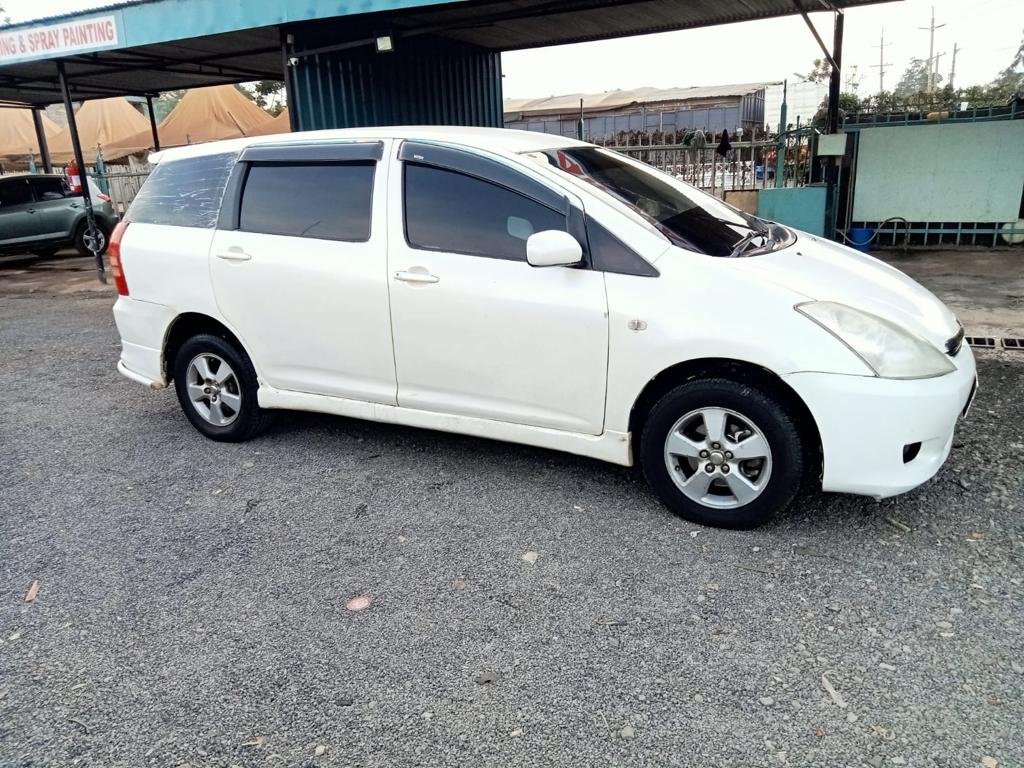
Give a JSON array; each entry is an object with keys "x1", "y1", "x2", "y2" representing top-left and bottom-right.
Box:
[{"x1": 729, "y1": 225, "x2": 771, "y2": 257}]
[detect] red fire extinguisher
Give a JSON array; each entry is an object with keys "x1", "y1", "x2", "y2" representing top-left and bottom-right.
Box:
[{"x1": 66, "y1": 159, "x2": 82, "y2": 194}]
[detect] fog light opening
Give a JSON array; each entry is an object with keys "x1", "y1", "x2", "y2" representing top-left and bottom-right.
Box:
[{"x1": 902, "y1": 442, "x2": 922, "y2": 464}]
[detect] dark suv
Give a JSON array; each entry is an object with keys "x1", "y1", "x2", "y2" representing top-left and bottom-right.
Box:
[{"x1": 0, "y1": 173, "x2": 119, "y2": 257}]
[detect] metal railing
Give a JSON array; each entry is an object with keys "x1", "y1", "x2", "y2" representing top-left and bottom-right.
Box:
[
  {"x1": 598, "y1": 133, "x2": 816, "y2": 196},
  {"x1": 88, "y1": 164, "x2": 151, "y2": 214}
]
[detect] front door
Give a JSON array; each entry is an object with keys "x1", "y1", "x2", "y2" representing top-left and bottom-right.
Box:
[
  {"x1": 209, "y1": 144, "x2": 397, "y2": 404},
  {"x1": 0, "y1": 178, "x2": 41, "y2": 248},
  {"x1": 386, "y1": 143, "x2": 608, "y2": 435}
]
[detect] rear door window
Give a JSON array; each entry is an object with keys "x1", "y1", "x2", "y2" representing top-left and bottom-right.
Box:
[
  {"x1": 238, "y1": 162, "x2": 375, "y2": 242},
  {"x1": 127, "y1": 151, "x2": 237, "y2": 228},
  {"x1": 28, "y1": 177, "x2": 68, "y2": 201}
]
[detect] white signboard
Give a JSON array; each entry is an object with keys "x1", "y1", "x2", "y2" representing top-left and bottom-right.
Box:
[{"x1": 0, "y1": 15, "x2": 119, "y2": 63}]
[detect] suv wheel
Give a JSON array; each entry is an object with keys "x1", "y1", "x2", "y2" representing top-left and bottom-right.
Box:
[
  {"x1": 74, "y1": 220, "x2": 109, "y2": 257},
  {"x1": 639, "y1": 378, "x2": 804, "y2": 529},
  {"x1": 173, "y1": 334, "x2": 271, "y2": 442}
]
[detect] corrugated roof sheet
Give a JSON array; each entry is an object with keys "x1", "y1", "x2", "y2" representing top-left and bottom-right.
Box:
[{"x1": 504, "y1": 82, "x2": 779, "y2": 117}]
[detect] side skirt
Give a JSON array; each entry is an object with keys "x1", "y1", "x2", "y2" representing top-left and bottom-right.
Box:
[{"x1": 258, "y1": 385, "x2": 633, "y2": 467}]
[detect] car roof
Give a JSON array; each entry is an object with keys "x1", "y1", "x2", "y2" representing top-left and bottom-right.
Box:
[
  {"x1": 0, "y1": 173, "x2": 63, "y2": 180},
  {"x1": 151, "y1": 126, "x2": 589, "y2": 165}
]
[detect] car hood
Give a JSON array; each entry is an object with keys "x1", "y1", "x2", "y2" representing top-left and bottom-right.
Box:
[{"x1": 734, "y1": 233, "x2": 960, "y2": 348}]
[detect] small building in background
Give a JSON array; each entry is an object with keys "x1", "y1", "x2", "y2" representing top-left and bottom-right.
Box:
[{"x1": 504, "y1": 82, "x2": 776, "y2": 142}]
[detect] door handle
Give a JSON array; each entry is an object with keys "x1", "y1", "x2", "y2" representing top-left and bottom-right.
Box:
[
  {"x1": 216, "y1": 248, "x2": 252, "y2": 262},
  {"x1": 394, "y1": 269, "x2": 439, "y2": 284}
]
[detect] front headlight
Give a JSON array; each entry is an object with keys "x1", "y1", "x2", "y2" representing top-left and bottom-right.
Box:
[{"x1": 796, "y1": 301, "x2": 956, "y2": 379}]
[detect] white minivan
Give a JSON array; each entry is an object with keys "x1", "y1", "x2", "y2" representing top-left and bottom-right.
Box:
[{"x1": 111, "y1": 127, "x2": 977, "y2": 528}]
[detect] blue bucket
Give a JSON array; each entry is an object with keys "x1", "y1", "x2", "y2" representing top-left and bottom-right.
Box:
[{"x1": 848, "y1": 227, "x2": 874, "y2": 253}]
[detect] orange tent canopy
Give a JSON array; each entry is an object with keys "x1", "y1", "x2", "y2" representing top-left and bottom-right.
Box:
[
  {"x1": 105, "y1": 85, "x2": 272, "y2": 160},
  {"x1": 0, "y1": 107, "x2": 60, "y2": 164},
  {"x1": 48, "y1": 97, "x2": 152, "y2": 164},
  {"x1": 247, "y1": 108, "x2": 292, "y2": 137}
]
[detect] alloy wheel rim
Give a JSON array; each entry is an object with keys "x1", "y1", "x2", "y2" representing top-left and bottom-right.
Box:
[
  {"x1": 663, "y1": 407, "x2": 772, "y2": 509},
  {"x1": 83, "y1": 228, "x2": 106, "y2": 253},
  {"x1": 185, "y1": 353, "x2": 241, "y2": 426}
]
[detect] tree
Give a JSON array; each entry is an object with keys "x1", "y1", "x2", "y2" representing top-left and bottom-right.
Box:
[
  {"x1": 239, "y1": 81, "x2": 285, "y2": 115},
  {"x1": 894, "y1": 58, "x2": 940, "y2": 97},
  {"x1": 989, "y1": 29, "x2": 1024, "y2": 94},
  {"x1": 804, "y1": 58, "x2": 831, "y2": 83}
]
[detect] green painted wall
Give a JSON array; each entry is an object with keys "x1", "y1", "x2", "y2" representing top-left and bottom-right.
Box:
[
  {"x1": 757, "y1": 186, "x2": 828, "y2": 236},
  {"x1": 852, "y1": 121, "x2": 1024, "y2": 222}
]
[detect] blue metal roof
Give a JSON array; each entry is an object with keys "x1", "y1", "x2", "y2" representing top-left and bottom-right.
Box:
[
  {"x1": 0, "y1": 0, "x2": 459, "y2": 65},
  {"x1": 0, "y1": 0, "x2": 892, "y2": 105}
]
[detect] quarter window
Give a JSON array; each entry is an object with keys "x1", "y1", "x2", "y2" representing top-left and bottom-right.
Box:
[
  {"x1": 128, "y1": 151, "x2": 237, "y2": 229},
  {"x1": 403, "y1": 163, "x2": 566, "y2": 261},
  {"x1": 587, "y1": 217, "x2": 658, "y2": 277},
  {"x1": 238, "y1": 162, "x2": 374, "y2": 242}
]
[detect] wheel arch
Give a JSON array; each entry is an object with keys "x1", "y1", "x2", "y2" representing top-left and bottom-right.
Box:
[
  {"x1": 162, "y1": 312, "x2": 251, "y2": 381},
  {"x1": 627, "y1": 357, "x2": 823, "y2": 477}
]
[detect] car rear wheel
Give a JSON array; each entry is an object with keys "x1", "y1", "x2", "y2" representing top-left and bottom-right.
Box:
[
  {"x1": 173, "y1": 334, "x2": 271, "y2": 442},
  {"x1": 639, "y1": 378, "x2": 804, "y2": 529},
  {"x1": 74, "y1": 220, "x2": 109, "y2": 257}
]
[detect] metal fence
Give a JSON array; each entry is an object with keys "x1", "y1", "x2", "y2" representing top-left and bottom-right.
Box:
[
  {"x1": 88, "y1": 164, "x2": 151, "y2": 214},
  {"x1": 598, "y1": 130, "x2": 817, "y2": 197}
]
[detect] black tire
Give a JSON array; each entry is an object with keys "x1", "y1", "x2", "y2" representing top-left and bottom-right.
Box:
[
  {"x1": 173, "y1": 334, "x2": 271, "y2": 442},
  {"x1": 639, "y1": 378, "x2": 804, "y2": 529},
  {"x1": 73, "y1": 220, "x2": 109, "y2": 257}
]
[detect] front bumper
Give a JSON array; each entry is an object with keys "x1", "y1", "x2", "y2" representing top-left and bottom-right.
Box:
[{"x1": 783, "y1": 345, "x2": 977, "y2": 498}]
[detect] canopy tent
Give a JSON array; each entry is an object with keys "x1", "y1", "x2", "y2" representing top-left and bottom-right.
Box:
[
  {"x1": 246, "y1": 108, "x2": 291, "y2": 137},
  {"x1": 47, "y1": 97, "x2": 151, "y2": 164},
  {"x1": 0, "y1": 106, "x2": 60, "y2": 166},
  {"x1": 104, "y1": 85, "x2": 272, "y2": 159}
]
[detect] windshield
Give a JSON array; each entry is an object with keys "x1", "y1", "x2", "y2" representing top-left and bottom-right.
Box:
[{"x1": 528, "y1": 146, "x2": 786, "y2": 257}]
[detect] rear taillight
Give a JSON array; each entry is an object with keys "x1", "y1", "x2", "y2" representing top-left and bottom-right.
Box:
[
  {"x1": 97, "y1": 193, "x2": 112, "y2": 203},
  {"x1": 108, "y1": 221, "x2": 130, "y2": 296}
]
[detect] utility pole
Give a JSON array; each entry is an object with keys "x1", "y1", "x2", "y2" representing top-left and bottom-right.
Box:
[
  {"x1": 871, "y1": 30, "x2": 891, "y2": 95},
  {"x1": 932, "y1": 51, "x2": 946, "y2": 91},
  {"x1": 949, "y1": 42, "x2": 960, "y2": 90},
  {"x1": 919, "y1": 6, "x2": 946, "y2": 92}
]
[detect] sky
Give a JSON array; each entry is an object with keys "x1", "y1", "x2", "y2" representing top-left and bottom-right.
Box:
[{"x1": 3, "y1": 0, "x2": 1022, "y2": 98}]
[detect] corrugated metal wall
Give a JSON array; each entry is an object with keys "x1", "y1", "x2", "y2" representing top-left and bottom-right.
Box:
[{"x1": 292, "y1": 38, "x2": 503, "y2": 131}]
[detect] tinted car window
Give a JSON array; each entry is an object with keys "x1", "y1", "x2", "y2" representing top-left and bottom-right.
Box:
[
  {"x1": 29, "y1": 177, "x2": 68, "y2": 201},
  {"x1": 127, "y1": 152, "x2": 237, "y2": 228},
  {"x1": 0, "y1": 179, "x2": 33, "y2": 207},
  {"x1": 239, "y1": 162, "x2": 374, "y2": 242},
  {"x1": 587, "y1": 218, "x2": 658, "y2": 277},
  {"x1": 404, "y1": 163, "x2": 566, "y2": 261}
]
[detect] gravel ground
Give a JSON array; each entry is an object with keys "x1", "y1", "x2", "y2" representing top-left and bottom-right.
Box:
[{"x1": 1, "y1": 286, "x2": 1021, "y2": 768}]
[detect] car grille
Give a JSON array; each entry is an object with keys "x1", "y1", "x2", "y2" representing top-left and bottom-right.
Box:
[{"x1": 946, "y1": 324, "x2": 965, "y2": 356}]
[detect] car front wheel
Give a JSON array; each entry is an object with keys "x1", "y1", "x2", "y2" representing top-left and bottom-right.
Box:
[{"x1": 639, "y1": 378, "x2": 804, "y2": 529}]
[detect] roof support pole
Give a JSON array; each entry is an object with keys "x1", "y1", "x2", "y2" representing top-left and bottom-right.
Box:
[
  {"x1": 31, "y1": 107, "x2": 52, "y2": 173},
  {"x1": 827, "y1": 10, "x2": 844, "y2": 134},
  {"x1": 146, "y1": 94, "x2": 161, "y2": 150},
  {"x1": 280, "y1": 28, "x2": 298, "y2": 132},
  {"x1": 57, "y1": 60, "x2": 105, "y2": 284}
]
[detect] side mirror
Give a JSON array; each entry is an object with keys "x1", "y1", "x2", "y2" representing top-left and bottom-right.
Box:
[{"x1": 526, "y1": 230, "x2": 583, "y2": 267}]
